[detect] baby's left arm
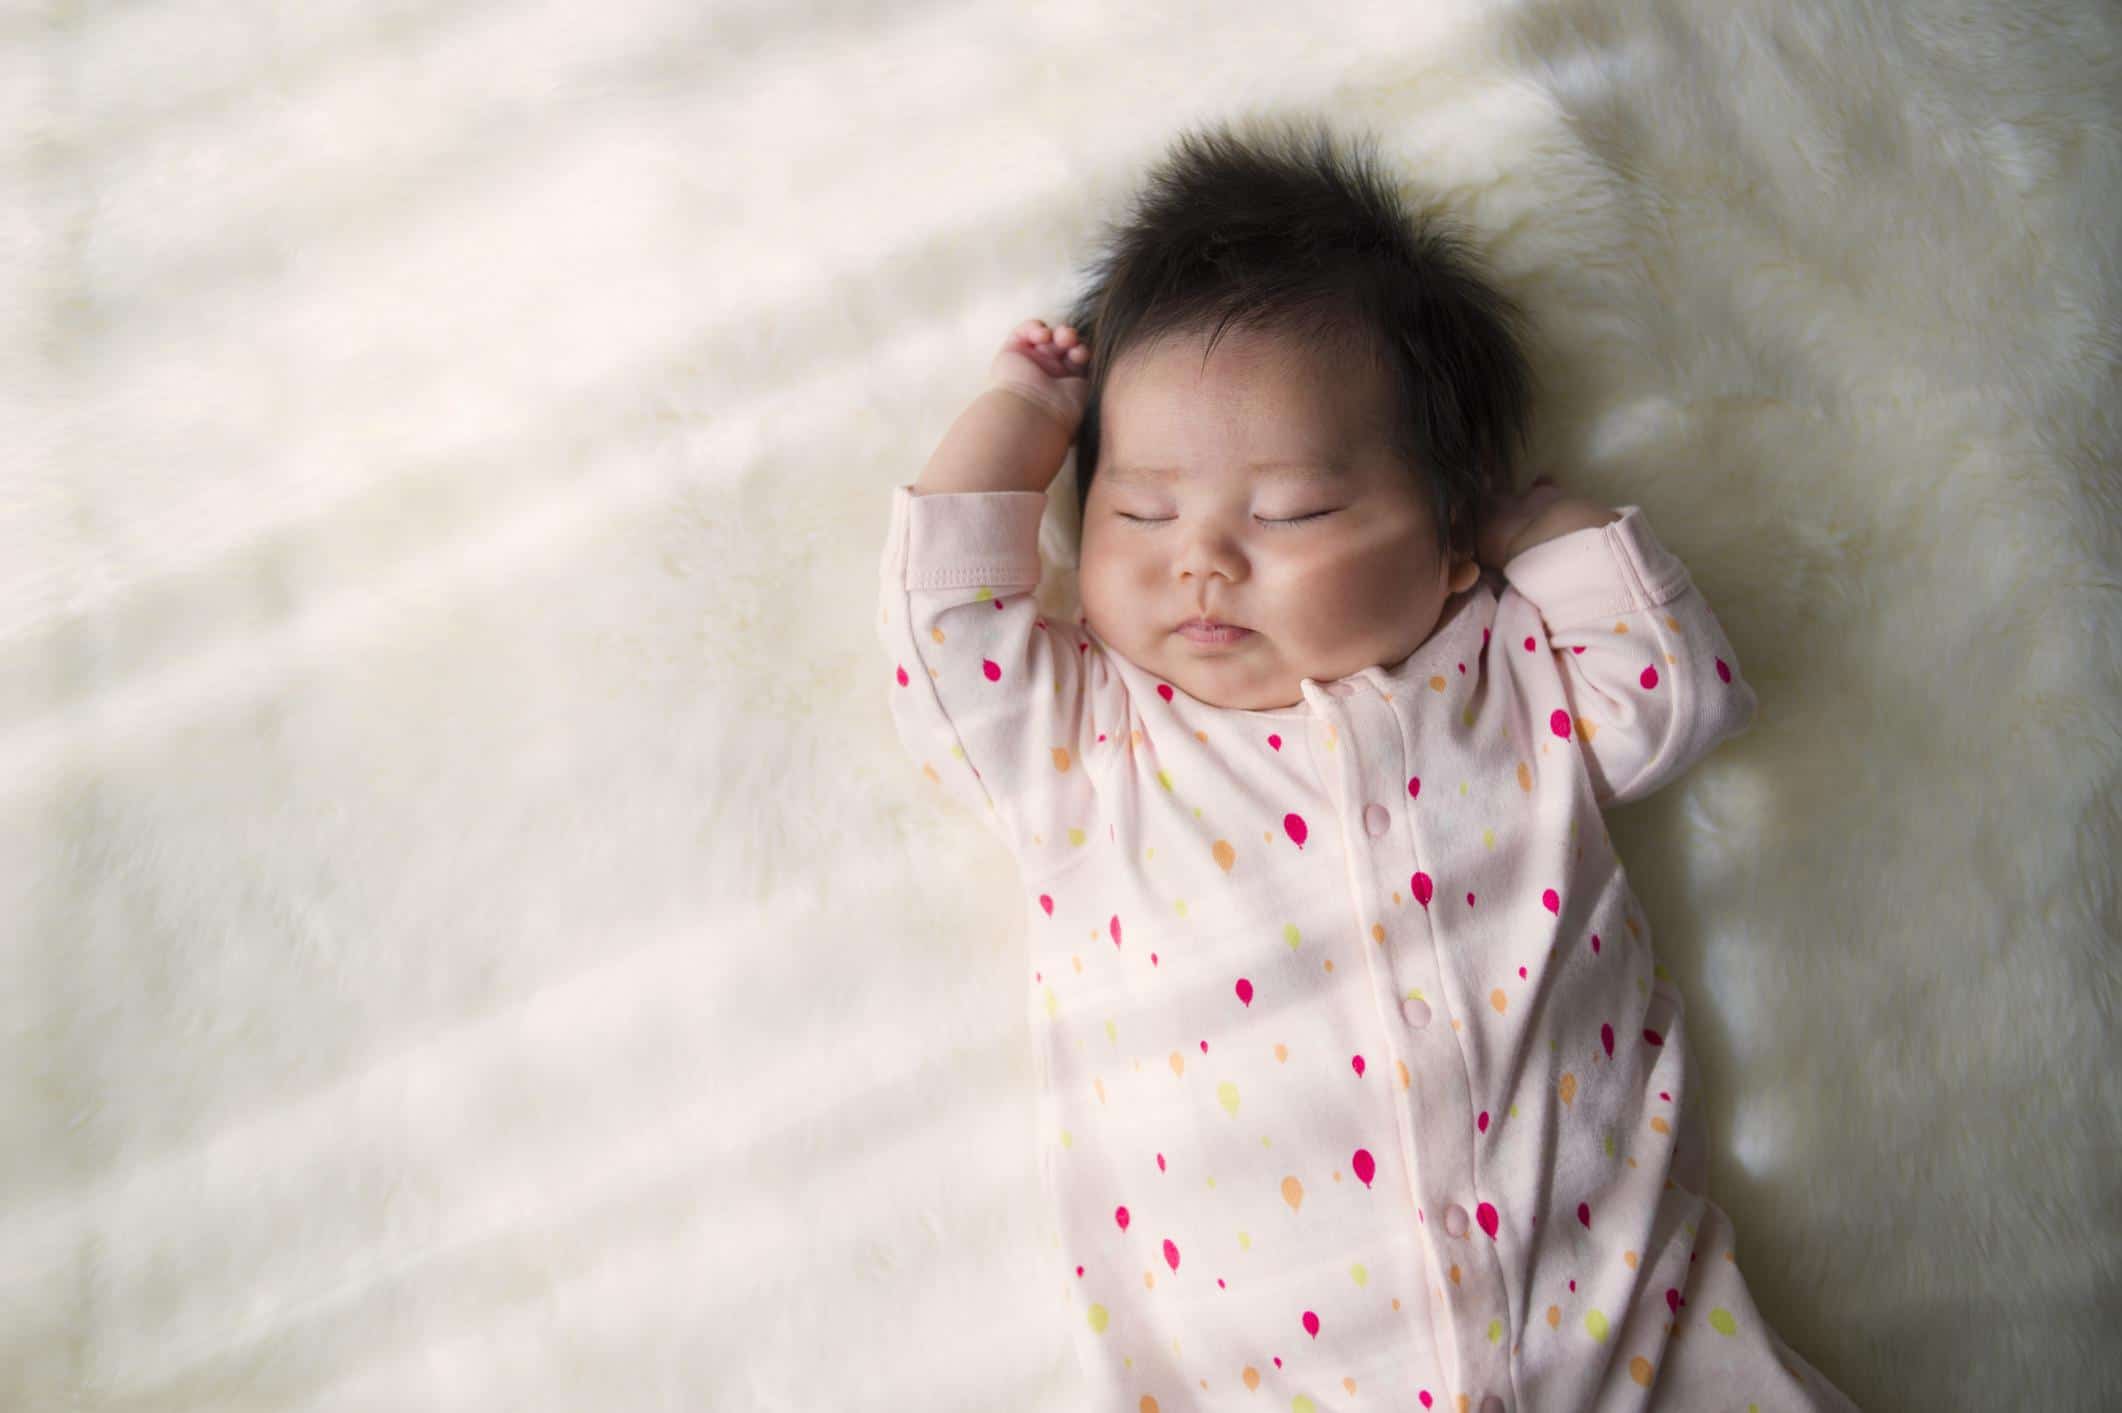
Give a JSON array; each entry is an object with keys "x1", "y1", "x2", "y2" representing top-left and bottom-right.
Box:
[{"x1": 1494, "y1": 502, "x2": 1760, "y2": 807}]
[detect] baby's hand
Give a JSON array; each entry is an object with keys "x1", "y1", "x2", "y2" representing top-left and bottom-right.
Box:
[
  {"x1": 988, "y1": 318, "x2": 1092, "y2": 433},
  {"x1": 1475, "y1": 476, "x2": 1567, "y2": 569}
]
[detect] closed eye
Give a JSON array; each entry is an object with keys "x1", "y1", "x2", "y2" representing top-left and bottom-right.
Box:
[{"x1": 1116, "y1": 510, "x2": 1338, "y2": 527}]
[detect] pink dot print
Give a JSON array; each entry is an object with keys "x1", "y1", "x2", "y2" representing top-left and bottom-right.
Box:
[
  {"x1": 1350, "y1": 1054, "x2": 1365, "y2": 1077},
  {"x1": 1550, "y1": 708, "x2": 1572, "y2": 739},
  {"x1": 1716, "y1": 657, "x2": 1732, "y2": 682},
  {"x1": 1578, "y1": 1202, "x2": 1592, "y2": 1229},
  {"x1": 982, "y1": 658, "x2": 1001, "y2": 682},
  {"x1": 1352, "y1": 1149, "x2": 1376, "y2": 1187},
  {"x1": 1523, "y1": 635, "x2": 1536, "y2": 651},
  {"x1": 1268, "y1": 733, "x2": 1283, "y2": 751},
  {"x1": 1284, "y1": 813, "x2": 1308, "y2": 849},
  {"x1": 1640, "y1": 663, "x2": 1660, "y2": 689},
  {"x1": 1643, "y1": 1027, "x2": 1666, "y2": 1047},
  {"x1": 1164, "y1": 1238, "x2": 1180, "y2": 1271},
  {"x1": 1408, "y1": 775, "x2": 1421, "y2": 799},
  {"x1": 1411, "y1": 872, "x2": 1434, "y2": 907},
  {"x1": 1235, "y1": 978, "x2": 1254, "y2": 1007},
  {"x1": 1477, "y1": 1201, "x2": 1499, "y2": 1239},
  {"x1": 895, "y1": 665, "x2": 908, "y2": 686},
  {"x1": 1157, "y1": 683, "x2": 1174, "y2": 703},
  {"x1": 1542, "y1": 888, "x2": 1561, "y2": 914},
  {"x1": 1038, "y1": 894, "x2": 1053, "y2": 916},
  {"x1": 1601, "y1": 1023, "x2": 1615, "y2": 1059},
  {"x1": 1302, "y1": 1310, "x2": 1320, "y2": 1339},
  {"x1": 1109, "y1": 915, "x2": 1122, "y2": 948},
  {"x1": 1115, "y1": 1205, "x2": 1130, "y2": 1232}
]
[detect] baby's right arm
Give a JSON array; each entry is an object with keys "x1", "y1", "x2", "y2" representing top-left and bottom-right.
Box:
[
  {"x1": 914, "y1": 318, "x2": 1090, "y2": 497},
  {"x1": 879, "y1": 320, "x2": 1125, "y2": 872}
]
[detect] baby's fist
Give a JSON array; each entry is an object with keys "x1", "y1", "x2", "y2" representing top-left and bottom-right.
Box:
[{"x1": 989, "y1": 318, "x2": 1092, "y2": 432}]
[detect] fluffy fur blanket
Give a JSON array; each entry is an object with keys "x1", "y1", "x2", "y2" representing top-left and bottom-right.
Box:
[{"x1": 4, "y1": 1, "x2": 2115, "y2": 1410}]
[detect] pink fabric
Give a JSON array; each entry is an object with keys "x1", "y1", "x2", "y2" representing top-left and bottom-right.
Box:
[{"x1": 878, "y1": 484, "x2": 1859, "y2": 1412}]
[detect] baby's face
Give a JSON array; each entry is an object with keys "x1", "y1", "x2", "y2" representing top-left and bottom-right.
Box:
[{"x1": 1080, "y1": 326, "x2": 1479, "y2": 711}]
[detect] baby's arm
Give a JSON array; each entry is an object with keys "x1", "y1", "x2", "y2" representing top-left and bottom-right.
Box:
[
  {"x1": 877, "y1": 320, "x2": 1124, "y2": 867},
  {"x1": 1493, "y1": 501, "x2": 1760, "y2": 807}
]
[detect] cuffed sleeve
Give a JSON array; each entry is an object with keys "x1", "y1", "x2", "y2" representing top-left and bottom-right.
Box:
[
  {"x1": 876, "y1": 484, "x2": 1127, "y2": 870},
  {"x1": 1500, "y1": 505, "x2": 1758, "y2": 806}
]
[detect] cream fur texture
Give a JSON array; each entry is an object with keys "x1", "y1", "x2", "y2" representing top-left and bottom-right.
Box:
[{"x1": 3, "y1": 1, "x2": 2116, "y2": 1410}]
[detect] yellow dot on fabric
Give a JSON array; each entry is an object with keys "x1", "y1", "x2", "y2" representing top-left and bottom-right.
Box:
[
  {"x1": 1285, "y1": 923, "x2": 1303, "y2": 950},
  {"x1": 1175, "y1": 900, "x2": 1188, "y2": 916},
  {"x1": 973, "y1": 588, "x2": 994, "y2": 601},
  {"x1": 1463, "y1": 706, "x2": 1476, "y2": 726},
  {"x1": 1059, "y1": 1128, "x2": 1072, "y2": 1148},
  {"x1": 1156, "y1": 770, "x2": 1173, "y2": 792},
  {"x1": 1145, "y1": 847, "x2": 1155, "y2": 860},
  {"x1": 1043, "y1": 986, "x2": 1058, "y2": 1018},
  {"x1": 1052, "y1": 747, "x2": 1072, "y2": 773},
  {"x1": 1487, "y1": 1319, "x2": 1503, "y2": 1344},
  {"x1": 1482, "y1": 827, "x2": 1496, "y2": 850},
  {"x1": 1213, "y1": 840, "x2": 1236, "y2": 872},
  {"x1": 1206, "y1": 1176, "x2": 1216, "y2": 1189},
  {"x1": 1509, "y1": 1104, "x2": 1519, "y2": 1117},
  {"x1": 1088, "y1": 1304, "x2": 1109, "y2": 1333},
  {"x1": 1218, "y1": 1081, "x2": 1241, "y2": 1117},
  {"x1": 1654, "y1": 961, "x2": 1671, "y2": 981},
  {"x1": 1350, "y1": 1263, "x2": 1368, "y2": 1286},
  {"x1": 1710, "y1": 1308, "x2": 1739, "y2": 1335},
  {"x1": 1585, "y1": 1308, "x2": 1610, "y2": 1342},
  {"x1": 1490, "y1": 988, "x2": 1508, "y2": 1014},
  {"x1": 1239, "y1": 1231, "x2": 1252, "y2": 1250},
  {"x1": 1459, "y1": 781, "x2": 1469, "y2": 795},
  {"x1": 1629, "y1": 1356, "x2": 1654, "y2": 1386},
  {"x1": 1294, "y1": 1397, "x2": 1317, "y2": 1413},
  {"x1": 1105, "y1": 1019, "x2": 1117, "y2": 1046},
  {"x1": 1604, "y1": 1133, "x2": 1615, "y2": 1156},
  {"x1": 1193, "y1": 807, "x2": 1203, "y2": 819},
  {"x1": 1068, "y1": 828, "x2": 1086, "y2": 847},
  {"x1": 949, "y1": 744, "x2": 965, "y2": 759},
  {"x1": 1408, "y1": 988, "x2": 1425, "y2": 1001}
]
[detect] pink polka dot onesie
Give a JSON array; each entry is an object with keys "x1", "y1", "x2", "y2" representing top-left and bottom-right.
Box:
[{"x1": 877, "y1": 485, "x2": 1861, "y2": 1413}]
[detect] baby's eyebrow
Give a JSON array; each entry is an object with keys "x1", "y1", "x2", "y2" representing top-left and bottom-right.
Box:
[{"x1": 1103, "y1": 462, "x2": 1350, "y2": 485}]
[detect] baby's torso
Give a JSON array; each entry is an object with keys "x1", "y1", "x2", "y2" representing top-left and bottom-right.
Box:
[{"x1": 1018, "y1": 582, "x2": 1689, "y2": 1403}]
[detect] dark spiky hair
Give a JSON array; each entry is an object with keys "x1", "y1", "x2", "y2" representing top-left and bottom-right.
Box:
[{"x1": 1062, "y1": 115, "x2": 1540, "y2": 562}]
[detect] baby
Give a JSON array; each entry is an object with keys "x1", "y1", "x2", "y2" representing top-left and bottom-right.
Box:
[{"x1": 878, "y1": 120, "x2": 1859, "y2": 1412}]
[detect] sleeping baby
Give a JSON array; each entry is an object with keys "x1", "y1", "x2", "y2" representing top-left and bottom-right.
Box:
[{"x1": 877, "y1": 118, "x2": 1861, "y2": 1413}]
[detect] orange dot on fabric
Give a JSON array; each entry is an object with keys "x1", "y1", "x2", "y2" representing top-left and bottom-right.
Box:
[
  {"x1": 1629, "y1": 1356, "x2": 1655, "y2": 1386},
  {"x1": 1429, "y1": 675, "x2": 1447, "y2": 691},
  {"x1": 1560, "y1": 1072, "x2": 1578, "y2": 1106},
  {"x1": 1142, "y1": 1396, "x2": 1161, "y2": 1413},
  {"x1": 1650, "y1": 1117, "x2": 1671, "y2": 1135},
  {"x1": 1516, "y1": 761, "x2": 1533, "y2": 792},
  {"x1": 1490, "y1": 988, "x2": 1508, "y2": 1014},
  {"x1": 1243, "y1": 1367, "x2": 1261, "y2": 1390},
  {"x1": 1213, "y1": 839, "x2": 1236, "y2": 872},
  {"x1": 1283, "y1": 1176, "x2": 1305, "y2": 1211},
  {"x1": 1546, "y1": 1304, "x2": 1562, "y2": 1328},
  {"x1": 1371, "y1": 923, "x2": 1386, "y2": 944},
  {"x1": 1343, "y1": 1377, "x2": 1359, "y2": 1394},
  {"x1": 1169, "y1": 1053, "x2": 1185, "y2": 1076},
  {"x1": 1052, "y1": 746, "x2": 1072, "y2": 773}
]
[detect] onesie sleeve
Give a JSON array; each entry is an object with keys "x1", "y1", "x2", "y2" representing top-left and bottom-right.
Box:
[
  {"x1": 876, "y1": 483, "x2": 1126, "y2": 870},
  {"x1": 1499, "y1": 504, "x2": 1759, "y2": 807}
]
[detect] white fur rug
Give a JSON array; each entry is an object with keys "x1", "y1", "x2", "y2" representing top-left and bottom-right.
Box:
[{"x1": 4, "y1": 1, "x2": 2117, "y2": 1409}]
